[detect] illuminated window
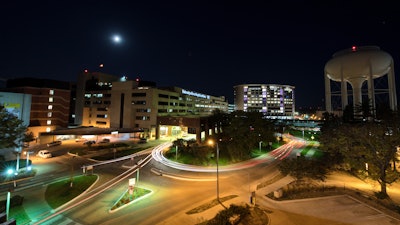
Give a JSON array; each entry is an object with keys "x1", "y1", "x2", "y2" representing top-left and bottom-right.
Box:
[
  {"x1": 47, "y1": 112, "x2": 52, "y2": 117},
  {"x1": 49, "y1": 97, "x2": 53, "y2": 102},
  {"x1": 46, "y1": 127, "x2": 51, "y2": 132},
  {"x1": 47, "y1": 120, "x2": 51, "y2": 125},
  {"x1": 49, "y1": 90, "x2": 54, "y2": 95},
  {"x1": 48, "y1": 105, "x2": 53, "y2": 110}
]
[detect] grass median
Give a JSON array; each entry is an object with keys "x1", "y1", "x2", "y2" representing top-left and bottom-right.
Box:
[{"x1": 45, "y1": 175, "x2": 97, "y2": 209}]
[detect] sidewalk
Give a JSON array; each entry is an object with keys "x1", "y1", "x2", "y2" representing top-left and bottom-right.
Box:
[
  {"x1": 155, "y1": 167, "x2": 400, "y2": 225},
  {"x1": 152, "y1": 167, "x2": 295, "y2": 225}
]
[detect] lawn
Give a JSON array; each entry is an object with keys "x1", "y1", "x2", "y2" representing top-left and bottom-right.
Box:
[
  {"x1": 288, "y1": 128, "x2": 320, "y2": 140},
  {"x1": 45, "y1": 174, "x2": 98, "y2": 209},
  {"x1": 9, "y1": 205, "x2": 30, "y2": 225}
]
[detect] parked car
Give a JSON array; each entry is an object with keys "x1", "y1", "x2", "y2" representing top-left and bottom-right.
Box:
[
  {"x1": 83, "y1": 140, "x2": 96, "y2": 145},
  {"x1": 37, "y1": 150, "x2": 52, "y2": 158},
  {"x1": 47, "y1": 141, "x2": 62, "y2": 147},
  {"x1": 98, "y1": 138, "x2": 110, "y2": 144}
]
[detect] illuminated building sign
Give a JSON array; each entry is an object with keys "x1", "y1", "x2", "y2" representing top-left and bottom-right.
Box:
[{"x1": 182, "y1": 89, "x2": 210, "y2": 99}]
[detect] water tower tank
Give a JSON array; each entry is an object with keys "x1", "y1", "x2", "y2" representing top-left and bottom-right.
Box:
[{"x1": 324, "y1": 46, "x2": 397, "y2": 113}]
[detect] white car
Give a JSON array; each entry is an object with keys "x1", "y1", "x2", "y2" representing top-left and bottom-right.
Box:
[{"x1": 37, "y1": 150, "x2": 52, "y2": 158}]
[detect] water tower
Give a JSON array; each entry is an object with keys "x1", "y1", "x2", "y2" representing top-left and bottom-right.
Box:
[{"x1": 324, "y1": 46, "x2": 397, "y2": 113}]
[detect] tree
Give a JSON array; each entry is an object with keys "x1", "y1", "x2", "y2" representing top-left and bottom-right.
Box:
[
  {"x1": 208, "y1": 109, "x2": 230, "y2": 136},
  {"x1": 279, "y1": 155, "x2": 329, "y2": 182},
  {"x1": 0, "y1": 106, "x2": 28, "y2": 150},
  {"x1": 342, "y1": 104, "x2": 354, "y2": 122},
  {"x1": 217, "y1": 111, "x2": 275, "y2": 162},
  {"x1": 320, "y1": 117, "x2": 400, "y2": 197}
]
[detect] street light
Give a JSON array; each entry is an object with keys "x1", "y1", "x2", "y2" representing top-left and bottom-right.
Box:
[
  {"x1": 259, "y1": 141, "x2": 262, "y2": 153},
  {"x1": 24, "y1": 151, "x2": 33, "y2": 171},
  {"x1": 176, "y1": 145, "x2": 178, "y2": 161},
  {"x1": 208, "y1": 139, "x2": 220, "y2": 202}
]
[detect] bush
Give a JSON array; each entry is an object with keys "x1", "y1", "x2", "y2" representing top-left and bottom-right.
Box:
[
  {"x1": 0, "y1": 195, "x2": 24, "y2": 212},
  {"x1": 374, "y1": 191, "x2": 389, "y2": 199},
  {"x1": 206, "y1": 204, "x2": 250, "y2": 225}
]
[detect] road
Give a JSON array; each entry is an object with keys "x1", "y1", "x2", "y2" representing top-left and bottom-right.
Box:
[
  {"x1": 0, "y1": 137, "x2": 302, "y2": 225},
  {"x1": 42, "y1": 140, "x2": 292, "y2": 225},
  {"x1": 5, "y1": 137, "x2": 397, "y2": 225}
]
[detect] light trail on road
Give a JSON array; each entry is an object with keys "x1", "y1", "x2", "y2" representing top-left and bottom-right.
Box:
[
  {"x1": 32, "y1": 153, "x2": 154, "y2": 225},
  {"x1": 151, "y1": 137, "x2": 306, "y2": 173}
]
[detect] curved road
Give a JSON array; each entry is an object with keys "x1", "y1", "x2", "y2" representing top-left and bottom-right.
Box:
[{"x1": 57, "y1": 138, "x2": 303, "y2": 224}]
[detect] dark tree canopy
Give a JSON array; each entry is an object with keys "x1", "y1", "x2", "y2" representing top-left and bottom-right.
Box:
[
  {"x1": 215, "y1": 111, "x2": 275, "y2": 162},
  {"x1": 279, "y1": 155, "x2": 329, "y2": 182},
  {"x1": 319, "y1": 109, "x2": 400, "y2": 196},
  {"x1": 0, "y1": 106, "x2": 29, "y2": 150}
]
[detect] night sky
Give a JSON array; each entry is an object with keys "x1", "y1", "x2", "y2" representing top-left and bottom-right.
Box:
[{"x1": 1, "y1": 1, "x2": 399, "y2": 109}]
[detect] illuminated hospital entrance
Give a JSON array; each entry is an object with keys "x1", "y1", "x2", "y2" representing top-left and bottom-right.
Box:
[
  {"x1": 157, "y1": 116, "x2": 214, "y2": 143},
  {"x1": 158, "y1": 125, "x2": 196, "y2": 141}
]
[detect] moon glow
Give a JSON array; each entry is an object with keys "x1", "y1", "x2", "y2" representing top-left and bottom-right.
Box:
[{"x1": 112, "y1": 35, "x2": 121, "y2": 43}]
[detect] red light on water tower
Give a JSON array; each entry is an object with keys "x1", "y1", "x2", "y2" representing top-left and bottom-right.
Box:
[
  {"x1": 351, "y1": 46, "x2": 357, "y2": 51},
  {"x1": 84, "y1": 69, "x2": 88, "y2": 73}
]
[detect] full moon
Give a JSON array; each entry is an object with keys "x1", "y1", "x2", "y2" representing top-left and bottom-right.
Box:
[{"x1": 112, "y1": 35, "x2": 121, "y2": 43}]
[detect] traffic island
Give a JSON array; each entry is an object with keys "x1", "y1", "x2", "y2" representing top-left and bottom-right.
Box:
[{"x1": 109, "y1": 187, "x2": 152, "y2": 213}]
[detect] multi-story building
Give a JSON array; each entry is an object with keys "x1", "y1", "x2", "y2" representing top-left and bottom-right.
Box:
[
  {"x1": 2, "y1": 78, "x2": 71, "y2": 136},
  {"x1": 75, "y1": 70, "x2": 121, "y2": 126},
  {"x1": 234, "y1": 84, "x2": 295, "y2": 119},
  {"x1": 109, "y1": 80, "x2": 228, "y2": 139},
  {"x1": 76, "y1": 72, "x2": 229, "y2": 140}
]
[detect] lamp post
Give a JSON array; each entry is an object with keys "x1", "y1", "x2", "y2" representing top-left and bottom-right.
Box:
[
  {"x1": 259, "y1": 141, "x2": 262, "y2": 153},
  {"x1": 26, "y1": 151, "x2": 29, "y2": 169},
  {"x1": 208, "y1": 139, "x2": 220, "y2": 202},
  {"x1": 176, "y1": 145, "x2": 178, "y2": 161},
  {"x1": 6, "y1": 191, "x2": 10, "y2": 221},
  {"x1": 15, "y1": 146, "x2": 22, "y2": 175},
  {"x1": 24, "y1": 151, "x2": 33, "y2": 171}
]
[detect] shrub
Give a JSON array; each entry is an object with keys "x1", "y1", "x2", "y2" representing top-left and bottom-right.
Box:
[
  {"x1": 0, "y1": 195, "x2": 24, "y2": 212},
  {"x1": 207, "y1": 204, "x2": 250, "y2": 225}
]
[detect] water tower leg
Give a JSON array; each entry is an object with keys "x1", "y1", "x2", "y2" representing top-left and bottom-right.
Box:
[
  {"x1": 388, "y1": 62, "x2": 397, "y2": 110},
  {"x1": 340, "y1": 69, "x2": 348, "y2": 110},
  {"x1": 350, "y1": 78, "x2": 364, "y2": 110},
  {"x1": 324, "y1": 72, "x2": 332, "y2": 112},
  {"x1": 368, "y1": 63, "x2": 376, "y2": 116}
]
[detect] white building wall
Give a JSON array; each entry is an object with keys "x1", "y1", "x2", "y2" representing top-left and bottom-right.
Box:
[{"x1": 0, "y1": 91, "x2": 31, "y2": 126}]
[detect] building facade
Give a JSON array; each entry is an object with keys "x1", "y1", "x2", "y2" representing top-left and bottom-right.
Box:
[
  {"x1": 109, "y1": 81, "x2": 228, "y2": 139},
  {"x1": 2, "y1": 78, "x2": 71, "y2": 136},
  {"x1": 234, "y1": 84, "x2": 295, "y2": 119},
  {"x1": 75, "y1": 70, "x2": 122, "y2": 126},
  {"x1": 77, "y1": 73, "x2": 229, "y2": 140}
]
